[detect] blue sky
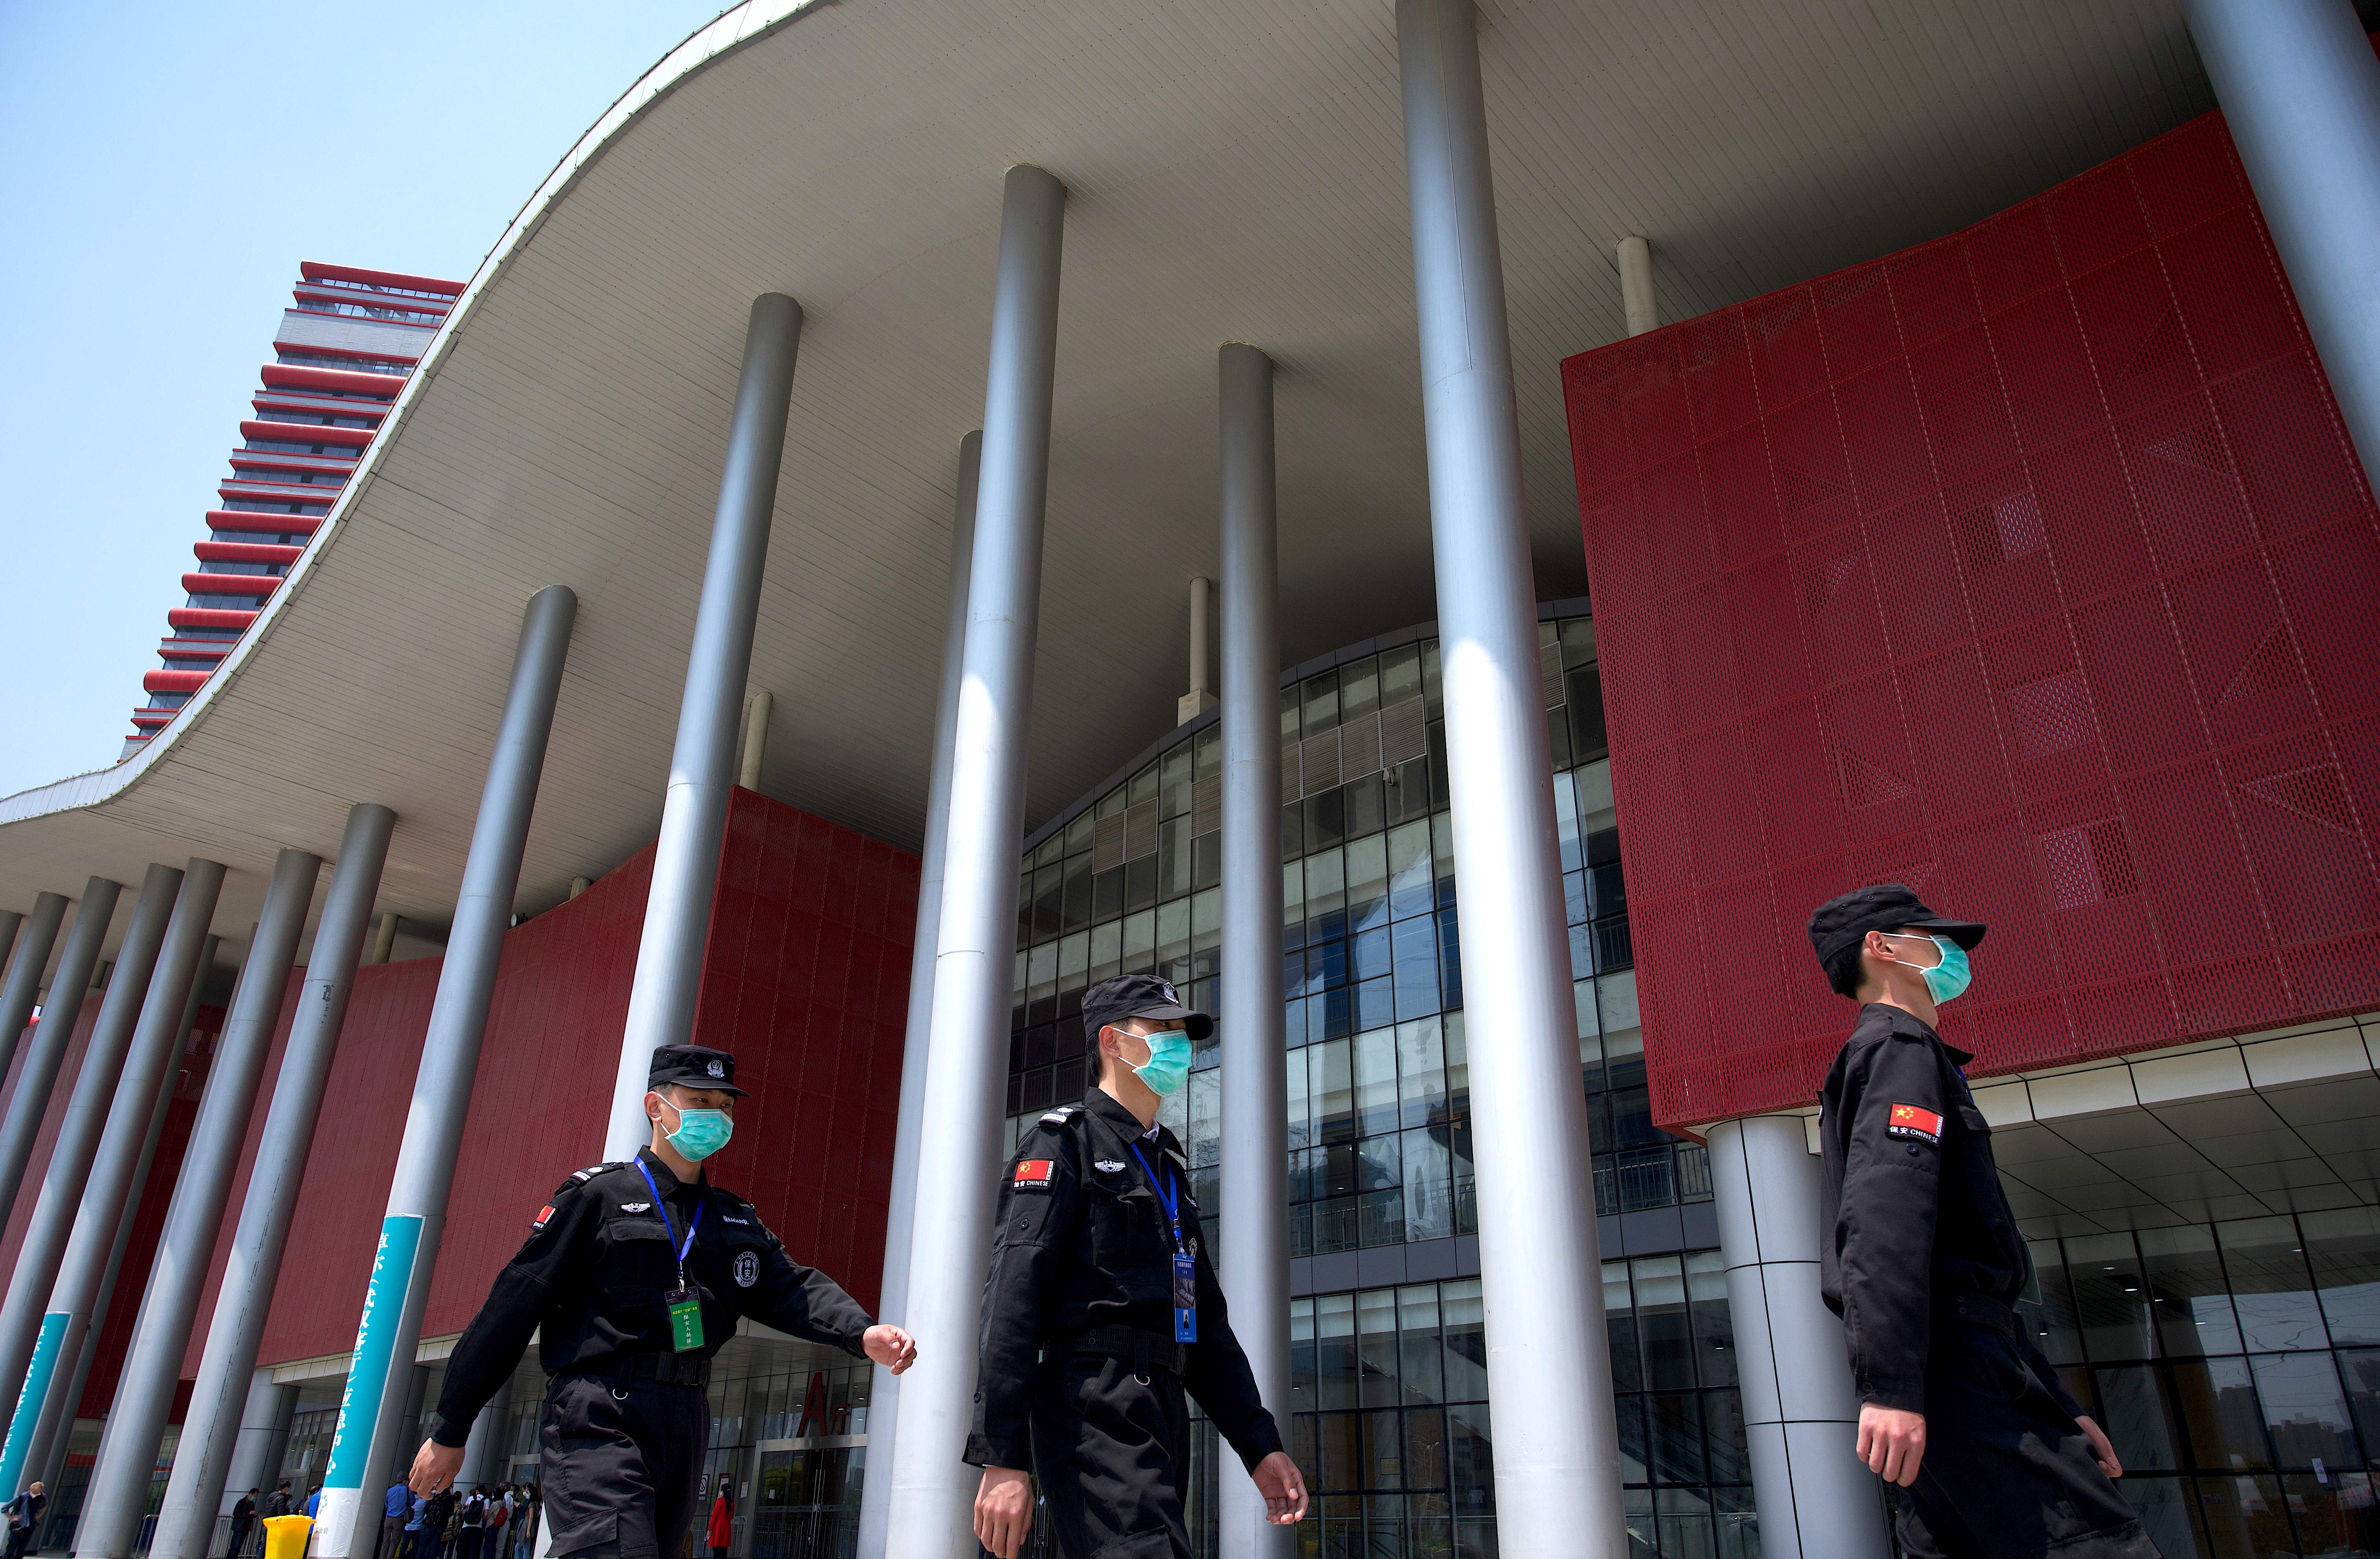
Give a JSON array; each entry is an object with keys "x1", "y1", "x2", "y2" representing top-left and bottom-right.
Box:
[{"x1": 0, "y1": 1, "x2": 725, "y2": 799}]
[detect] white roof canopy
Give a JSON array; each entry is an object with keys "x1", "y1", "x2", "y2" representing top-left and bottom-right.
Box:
[{"x1": 2, "y1": 0, "x2": 2214, "y2": 958}]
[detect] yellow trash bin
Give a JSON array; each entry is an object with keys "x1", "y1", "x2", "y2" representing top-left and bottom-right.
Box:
[{"x1": 262, "y1": 1514, "x2": 314, "y2": 1559}]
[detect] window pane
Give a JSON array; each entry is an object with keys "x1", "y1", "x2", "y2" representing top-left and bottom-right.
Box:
[
  {"x1": 1388, "y1": 819, "x2": 1434, "y2": 921},
  {"x1": 1401, "y1": 1126, "x2": 1454, "y2": 1244},
  {"x1": 1605, "y1": 1260, "x2": 1641, "y2": 1393},
  {"x1": 1443, "y1": 1281, "x2": 1488, "y2": 1402},
  {"x1": 2339, "y1": 1350, "x2": 2380, "y2": 1474},
  {"x1": 1316, "y1": 1038, "x2": 1355, "y2": 1143},
  {"x1": 1649, "y1": 1390, "x2": 1705, "y2": 1483},
  {"x1": 2220, "y1": 1217, "x2": 2327, "y2": 1353},
  {"x1": 2068, "y1": 1232, "x2": 2156, "y2": 1364},
  {"x1": 1347, "y1": 833, "x2": 1389, "y2": 933},
  {"x1": 1688, "y1": 1252, "x2": 1736, "y2": 1389},
  {"x1": 1315, "y1": 1293, "x2": 1358, "y2": 1411},
  {"x1": 1360, "y1": 1290, "x2": 1402, "y2": 1409},
  {"x1": 1634, "y1": 1256, "x2": 1694, "y2": 1391},
  {"x1": 1355, "y1": 1025, "x2": 1399, "y2": 1138},
  {"x1": 1285, "y1": 1049, "x2": 1312, "y2": 1152},
  {"x1": 1613, "y1": 1393, "x2": 1649, "y2": 1483},
  {"x1": 1391, "y1": 914, "x2": 1441, "y2": 1022},
  {"x1": 2247, "y1": 1351, "x2": 2360, "y2": 1470},
  {"x1": 1395, "y1": 1017, "x2": 1446, "y2": 1130},
  {"x1": 2140, "y1": 1224, "x2": 2241, "y2": 1359},
  {"x1": 1448, "y1": 1402, "x2": 1494, "y2": 1522},
  {"x1": 2303, "y1": 1207, "x2": 2380, "y2": 1347},
  {"x1": 2094, "y1": 1365, "x2": 2182, "y2": 1471},
  {"x1": 2169, "y1": 1356, "x2": 2271, "y2": 1470}
]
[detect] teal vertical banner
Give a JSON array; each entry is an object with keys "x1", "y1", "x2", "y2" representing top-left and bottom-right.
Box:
[
  {"x1": 323, "y1": 1214, "x2": 422, "y2": 1492},
  {"x1": 0, "y1": 1313, "x2": 69, "y2": 1498}
]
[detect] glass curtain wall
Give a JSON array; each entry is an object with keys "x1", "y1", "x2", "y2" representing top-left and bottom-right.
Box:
[
  {"x1": 2017, "y1": 1209, "x2": 2380, "y2": 1559},
  {"x1": 1001, "y1": 609, "x2": 1735, "y2": 1557}
]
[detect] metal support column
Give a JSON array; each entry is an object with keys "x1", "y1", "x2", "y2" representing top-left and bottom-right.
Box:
[
  {"x1": 2184, "y1": 0, "x2": 2380, "y2": 479},
  {"x1": 1617, "y1": 235, "x2": 1657, "y2": 337},
  {"x1": 32, "y1": 936, "x2": 221, "y2": 1501},
  {"x1": 367, "y1": 913, "x2": 400, "y2": 966},
  {"x1": 738, "y1": 691, "x2": 773, "y2": 792},
  {"x1": 1396, "y1": 2, "x2": 1626, "y2": 1552},
  {"x1": 153, "y1": 804, "x2": 397, "y2": 1559},
  {"x1": 0, "y1": 863, "x2": 180, "y2": 1465},
  {"x1": 604, "y1": 294, "x2": 803, "y2": 1161},
  {"x1": 0, "y1": 880, "x2": 122, "y2": 1224},
  {"x1": 854, "y1": 430, "x2": 980, "y2": 1559},
  {"x1": 0, "y1": 858, "x2": 225, "y2": 1496},
  {"x1": 1707, "y1": 1116, "x2": 1890, "y2": 1559},
  {"x1": 0, "y1": 896, "x2": 67, "y2": 1081},
  {"x1": 1216, "y1": 342, "x2": 1291, "y2": 1559},
  {"x1": 78, "y1": 852, "x2": 322, "y2": 1558},
  {"x1": 881, "y1": 162, "x2": 1066, "y2": 1558},
  {"x1": 313, "y1": 586, "x2": 575, "y2": 1559}
]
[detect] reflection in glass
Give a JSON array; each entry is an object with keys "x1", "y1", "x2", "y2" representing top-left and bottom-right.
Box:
[{"x1": 2221, "y1": 1218, "x2": 2329, "y2": 1354}]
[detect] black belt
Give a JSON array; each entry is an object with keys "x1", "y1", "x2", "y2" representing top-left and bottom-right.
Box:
[
  {"x1": 1938, "y1": 1292, "x2": 2020, "y2": 1341},
  {"x1": 1065, "y1": 1325, "x2": 1188, "y2": 1378},
  {"x1": 558, "y1": 1351, "x2": 712, "y2": 1389}
]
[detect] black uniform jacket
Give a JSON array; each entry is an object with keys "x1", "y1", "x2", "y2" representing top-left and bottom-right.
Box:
[
  {"x1": 426, "y1": 1147, "x2": 875, "y2": 1444},
  {"x1": 965, "y1": 1088, "x2": 1285, "y2": 1474},
  {"x1": 1819, "y1": 1004, "x2": 2084, "y2": 1420}
]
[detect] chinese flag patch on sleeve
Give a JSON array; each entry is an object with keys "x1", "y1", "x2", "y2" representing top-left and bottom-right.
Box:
[
  {"x1": 533, "y1": 1205, "x2": 555, "y2": 1230},
  {"x1": 1886, "y1": 1104, "x2": 1944, "y2": 1144},
  {"x1": 1013, "y1": 1160, "x2": 1055, "y2": 1191}
]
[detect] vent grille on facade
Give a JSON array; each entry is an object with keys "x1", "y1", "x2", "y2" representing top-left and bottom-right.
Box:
[
  {"x1": 1093, "y1": 813, "x2": 1128, "y2": 873},
  {"x1": 1192, "y1": 773, "x2": 1221, "y2": 837},
  {"x1": 1380, "y1": 697, "x2": 1429, "y2": 768},
  {"x1": 1541, "y1": 642, "x2": 1565, "y2": 708},
  {"x1": 1299, "y1": 728, "x2": 1342, "y2": 796},
  {"x1": 1122, "y1": 799, "x2": 1159, "y2": 862},
  {"x1": 1338, "y1": 711, "x2": 1382, "y2": 781}
]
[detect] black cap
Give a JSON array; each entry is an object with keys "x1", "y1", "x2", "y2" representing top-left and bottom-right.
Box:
[
  {"x1": 1081, "y1": 972, "x2": 1214, "y2": 1043},
  {"x1": 1807, "y1": 882, "x2": 1987, "y2": 976},
  {"x1": 647, "y1": 1043, "x2": 747, "y2": 1096}
]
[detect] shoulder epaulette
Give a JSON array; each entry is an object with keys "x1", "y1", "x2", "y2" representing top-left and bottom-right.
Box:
[
  {"x1": 558, "y1": 1161, "x2": 621, "y2": 1192},
  {"x1": 1038, "y1": 1104, "x2": 1083, "y2": 1126}
]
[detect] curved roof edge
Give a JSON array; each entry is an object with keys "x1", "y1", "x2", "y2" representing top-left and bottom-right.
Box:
[{"x1": 0, "y1": 0, "x2": 827, "y2": 834}]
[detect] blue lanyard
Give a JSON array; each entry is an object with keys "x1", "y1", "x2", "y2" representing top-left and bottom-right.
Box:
[
  {"x1": 634, "y1": 1158, "x2": 704, "y2": 1276},
  {"x1": 1128, "y1": 1143, "x2": 1183, "y2": 1252}
]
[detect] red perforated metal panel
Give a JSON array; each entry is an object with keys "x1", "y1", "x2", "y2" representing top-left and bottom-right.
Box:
[{"x1": 1563, "y1": 111, "x2": 2380, "y2": 1129}]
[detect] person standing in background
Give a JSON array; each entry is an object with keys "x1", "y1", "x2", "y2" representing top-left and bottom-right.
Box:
[
  {"x1": 227, "y1": 1488, "x2": 259, "y2": 1559},
  {"x1": 4, "y1": 1481, "x2": 45, "y2": 1559},
  {"x1": 703, "y1": 1478, "x2": 732, "y2": 1559},
  {"x1": 379, "y1": 1479, "x2": 410, "y2": 1559}
]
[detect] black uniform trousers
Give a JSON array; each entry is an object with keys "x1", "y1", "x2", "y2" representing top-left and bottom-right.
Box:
[
  {"x1": 539, "y1": 1375, "x2": 710, "y2": 1559},
  {"x1": 1030, "y1": 1353, "x2": 1196, "y2": 1559},
  {"x1": 1897, "y1": 1318, "x2": 2160, "y2": 1559}
]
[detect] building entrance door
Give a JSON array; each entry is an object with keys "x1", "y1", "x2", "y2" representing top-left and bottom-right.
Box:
[{"x1": 748, "y1": 1443, "x2": 859, "y2": 1559}]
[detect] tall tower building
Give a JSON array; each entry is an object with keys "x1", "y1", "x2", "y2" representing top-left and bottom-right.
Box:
[{"x1": 125, "y1": 261, "x2": 466, "y2": 757}]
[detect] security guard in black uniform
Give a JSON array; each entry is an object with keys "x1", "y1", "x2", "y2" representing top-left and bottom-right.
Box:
[
  {"x1": 968, "y1": 974, "x2": 1308, "y2": 1559},
  {"x1": 1810, "y1": 886, "x2": 2157, "y2": 1559},
  {"x1": 405, "y1": 1045, "x2": 917, "y2": 1559}
]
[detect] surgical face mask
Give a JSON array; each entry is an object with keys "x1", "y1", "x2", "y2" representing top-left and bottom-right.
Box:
[
  {"x1": 1122, "y1": 1026, "x2": 1193, "y2": 1098},
  {"x1": 658, "y1": 1097, "x2": 734, "y2": 1161},
  {"x1": 1888, "y1": 934, "x2": 1972, "y2": 1006}
]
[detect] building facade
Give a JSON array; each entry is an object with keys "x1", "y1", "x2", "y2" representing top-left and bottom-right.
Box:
[
  {"x1": 129, "y1": 263, "x2": 464, "y2": 757},
  {"x1": 0, "y1": 5, "x2": 2375, "y2": 1559}
]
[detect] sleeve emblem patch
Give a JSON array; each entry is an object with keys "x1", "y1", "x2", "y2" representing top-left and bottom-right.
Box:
[
  {"x1": 533, "y1": 1205, "x2": 554, "y2": 1230},
  {"x1": 734, "y1": 1250, "x2": 759, "y2": 1287},
  {"x1": 1014, "y1": 1159, "x2": 1055, "y2": 1191},
  {"x1": 1887, "y1": 1103, "x2": 1944, "y2": 1144}
]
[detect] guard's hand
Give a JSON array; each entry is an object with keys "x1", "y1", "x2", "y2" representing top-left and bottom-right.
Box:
[
  {"x1": 862, "y1": 1324, "x2": 917, "y2": 1375},
  {"x1": 972, "y1": 1466, "x2": 1033, "y2": 1559},
  {"x1": 1252, "y1": 1451, "x2": 1308, "y2": 1524},
  {"x1": 408, "y1": 1439, "x2": 465, "y2": 1496},
  {"x1": 2076, "y1": 1414, "x2": 2123, "y2": 1479},
  {"x1": 1855, "y1": 1402, "x2": 1926, "y2": 1487}
]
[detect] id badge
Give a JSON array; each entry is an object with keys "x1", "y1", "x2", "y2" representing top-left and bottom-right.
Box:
[
  {"x1": 1171, "y1": 1251, "x2": 1197, "y2": 1344},
  {"x1": 665, "y1": 1285, "x2": 706, "y2": 1352}
]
